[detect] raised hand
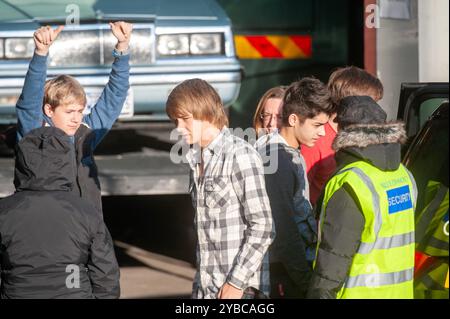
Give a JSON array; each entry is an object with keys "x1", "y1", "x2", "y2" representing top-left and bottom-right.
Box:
[
  {"x1": 33, "y1": 25, "x2": 64, "y2": 56},
  {"x1": 109, "y1": 21, "x2": 133, "y2": 52}
]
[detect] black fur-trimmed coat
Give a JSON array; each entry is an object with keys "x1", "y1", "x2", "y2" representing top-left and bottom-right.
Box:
[{"x1": 307, "y1": 122, "x2": 411, "y2": 299}]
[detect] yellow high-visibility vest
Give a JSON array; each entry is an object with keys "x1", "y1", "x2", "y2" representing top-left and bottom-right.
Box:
[
  {"x1": 317, "y1": 161, "x2": 417, "y2": 299},
  {"x1": 414, "y1": 181, "x2": 449, "y2": 299}
]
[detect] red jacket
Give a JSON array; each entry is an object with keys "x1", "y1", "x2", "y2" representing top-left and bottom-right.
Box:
[{"x1": 301, "y1": 122, "x2": 337, "y2": 206}]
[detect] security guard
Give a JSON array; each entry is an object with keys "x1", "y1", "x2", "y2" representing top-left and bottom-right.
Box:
[
  {"x1": 307, "y1": 96, "x2": 417, "y2": 299},
  {"x1": 414, "y1": 181, "x2": 449, "y2": 299}
]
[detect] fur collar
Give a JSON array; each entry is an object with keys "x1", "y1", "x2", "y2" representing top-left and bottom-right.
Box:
[{"x1": 333, "y1": 122, "x2": 407, "y2": 151}]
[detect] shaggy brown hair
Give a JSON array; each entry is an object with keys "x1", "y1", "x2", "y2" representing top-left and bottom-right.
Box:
[
  {"x1": 328, "y1": 66, "x2": 384, "y2": 106},
  {"x1": 166, "y1": 78, "x2": 228, "y2": 129}
]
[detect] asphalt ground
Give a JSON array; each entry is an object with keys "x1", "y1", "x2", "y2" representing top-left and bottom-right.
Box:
[{"x1": 103, "y1": 194, "x2": 197, "y2": 299}]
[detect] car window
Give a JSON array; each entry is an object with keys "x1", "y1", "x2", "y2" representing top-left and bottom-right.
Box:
[
  {"x1": 397, "y1": 83, "x2": 449, "y2": 138},
  {"x1": 419, "y1": 98, "x2": 447, "y2": 128},
  {"x1": 404, "y1": 105, "x2": 449, "y2": 212}
]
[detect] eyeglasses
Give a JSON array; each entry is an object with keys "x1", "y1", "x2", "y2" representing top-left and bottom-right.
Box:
[{"x1": 260, "y1": 112, "x2": 282, "y2": 121}]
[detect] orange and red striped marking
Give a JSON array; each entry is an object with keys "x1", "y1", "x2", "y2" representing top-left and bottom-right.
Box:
[{"x1": 235, "y1": 35, "x2": 312, "y2": 59}]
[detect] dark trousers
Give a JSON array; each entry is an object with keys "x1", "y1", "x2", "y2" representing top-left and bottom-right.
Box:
[{"x1": 270, "y1": 262, "x2": 307, "y2": 298}]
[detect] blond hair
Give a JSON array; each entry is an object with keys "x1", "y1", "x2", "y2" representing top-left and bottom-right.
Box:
[
  {"x1": 44, "y1": 75, "x2": 86, "y2": 109},
  {"x1": 328, "y1": 66, "x2": 383, "y2": 107},
  {"x1": 252, "y1": 86, "x2": 287, "y2": 135},
  {"x1": 166, "y1": 78, "x2": 228, "y2": 129}
]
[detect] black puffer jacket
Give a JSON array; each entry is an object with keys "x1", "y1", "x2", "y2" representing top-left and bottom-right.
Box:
[
  {"x1": 307, "y1": 122, "x2": 411, "y2": 299},
  {"x1": 0, "y1": 127, "x2": 120, "y2": 299}
]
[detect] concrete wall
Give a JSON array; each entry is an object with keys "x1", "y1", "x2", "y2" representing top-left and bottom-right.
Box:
[
  {"x1": 418, "y1": 0, "x2": 449, "y2": 82},
  {"x1": 376, "y1": 0, "x2": 419, "y2": 120}
]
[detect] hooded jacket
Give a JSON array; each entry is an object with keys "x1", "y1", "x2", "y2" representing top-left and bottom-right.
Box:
[
  {"x1": 256, "y1": 132, "x2": 316, "y2": 297},
  {"x1": 307, "y1": 122, "x2": 411, "y2": 299},
  {"x1": 0, "y1": 127, "x2": 120, "y2": 299}
]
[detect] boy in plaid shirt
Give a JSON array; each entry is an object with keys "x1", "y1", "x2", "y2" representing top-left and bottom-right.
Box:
[{"x1": 166, "y1": 79, "x2": 275, "y2": 299}]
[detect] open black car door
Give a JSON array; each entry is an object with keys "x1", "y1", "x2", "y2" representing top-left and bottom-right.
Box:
[
  {"x1": 400, "y1": 83, "x2": 449, "y2": 299},
  {"x1": 397, "y1": 83, "x2": 449, "y2": 138}
]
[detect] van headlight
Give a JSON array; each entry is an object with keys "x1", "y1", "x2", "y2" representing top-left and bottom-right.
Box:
[
  {"x1": 190, "y1": 34, "x2": 222, "y2": 55},
  {"x1": 4, "y1": 38, "x2": 34, "y2": 59},
  {"x1": 157, "y1": 33, "x2": 222, "y2": 56},
  {"x1": 157, "y1": 34, "x2": 189, "y2": 56}
]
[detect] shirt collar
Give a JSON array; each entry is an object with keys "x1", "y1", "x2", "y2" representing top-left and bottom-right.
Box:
[
  {"x1": 205, "y1": 126, "x2": 229, "y2": 157},
  {"x1": 186, "y1": 127, "x2": 229, "y2": 169},
  {"x1": 255, "y1": 130, "x2": 290, "y2": 148}
]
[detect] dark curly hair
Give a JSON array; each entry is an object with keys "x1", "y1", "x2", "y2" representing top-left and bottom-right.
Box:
[{"x1": 281, "y1": 77, "x2": 334, "y2": 125}]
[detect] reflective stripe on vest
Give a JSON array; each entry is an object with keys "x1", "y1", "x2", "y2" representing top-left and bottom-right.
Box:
[
  {"x1": 358, "y1": 231, "x2": 415, "y2": 254},
  {"x1": 416, "y1": 184, "x2": 448, "y2": 243},
  {"x1": 414, "y1": 259, "x2": 449, "y2": 299},
  {"x1": 427, "y1": 236, "x2": 448, "y2": 251},
  {"x1": 318, "y1": 161, "x2": 416, "y2": 298},
  {"x1": 415, "y1": 181, "x2": 449, "y2": 259},
  {"x1": 335, "y1": 166, "x2": 382, "y2": 244},
  {"x1": 346, "y1": 268, "x2": 414, "y2": 288},
  {"x1": 335, "y1": 167, "x2": 415, "y2": 255},
  {"x1": 405, "y1": 168, "x2": 418, "y2": 205}
]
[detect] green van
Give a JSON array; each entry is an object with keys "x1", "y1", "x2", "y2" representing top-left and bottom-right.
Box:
[{"x1": 218, "y1": 0, "x2": 362, "y2": 128}]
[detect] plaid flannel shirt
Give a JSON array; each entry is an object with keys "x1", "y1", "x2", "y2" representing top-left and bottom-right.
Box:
[{"x1": 187, "y1": 128, "x2": 275, "y2": 299}]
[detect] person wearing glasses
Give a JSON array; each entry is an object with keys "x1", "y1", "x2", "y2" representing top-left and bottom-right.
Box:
[{"x1": 252, "y1": 86, "x2": 287, "y2": 138}]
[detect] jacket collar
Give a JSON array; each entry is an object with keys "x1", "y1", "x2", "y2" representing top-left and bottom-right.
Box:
[
  {"x1": 14, "y1": 127, "x2": 75, "y2": 192},
  {"x1": 333, "y1": 122, "x2": 407, "y2": 152},
  {"x1": 333, "y1": 122, "x2": 407, "y2": 172}
]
